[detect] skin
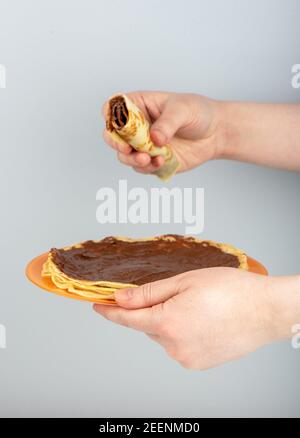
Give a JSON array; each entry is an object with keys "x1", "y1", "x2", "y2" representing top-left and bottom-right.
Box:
[{"x1": 95, "y1": 91, "x2": 300, "y2": 370}]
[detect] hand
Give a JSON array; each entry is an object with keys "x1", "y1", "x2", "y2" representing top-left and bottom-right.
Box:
[
  {"x1": 102, "y1": 91, "x2": 225, "y2": 175},
  {"x1": 93, "y1": 268, "x2": 292, "y2": 370}
]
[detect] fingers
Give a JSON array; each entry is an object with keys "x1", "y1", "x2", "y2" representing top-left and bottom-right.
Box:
[
  {"x1": 150, "y1": 99, "x2": 188, "y2": 146},
  {"x1": 102, "y1": 90, "x2": 171, "y2": 174},
  {"x1": 133, "y1": 156, "x2": 165, "y2": 173},
  {"x1": 117, "y1": 151, "x2": 164, "y2": 172},
  {"x1": 115, "y1": 275, "x2": 183, "y2": 310},
  {"x1": 103, "y1": 129, "x2": 132, "y2": 154},
  {"x1": 93, "y1": 304, "x2": 161, "y2": 334},
  {"x1": 103, "y1": 128, "x2": 165, "y2": 173},
  {"x1": 117, "y1": 151, "x2": 151, "y2": 168}
]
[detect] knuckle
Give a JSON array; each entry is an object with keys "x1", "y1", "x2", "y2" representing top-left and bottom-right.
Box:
[
  {"x1": 175, "y1": 348, "x2": 188, "y2": 364},
  {"x1": 134, "y1": 154, "x2": 145, "y2": 166},
  {"x1": 136, "y1": 156, "x2": 150, "y2": 168},
  {"x1": 141, "y1": 282, "x2": 154, "y2": 306},
  {"x1": 101, "y1": 308, "x2": 130, "y2": 328},
  {"x1": 179, "y1": 353, "x2": 203, "y2": 370},
  {"x1": 114, "y1": 313, "x2": 129, "y2": 328},
  {"x1": 100, "y1": 309, "x2": 115, "y2": 323},
  {"x1": 99, "y1": 311, "x2": 109, "y2": 321},
  {"x1": 177, "y1": 351, "x2": 196, "y2": 369},
  {"x1": 165, "y1": 345, "x2": 187, "y2": 363},
  {"x1": 179, "y1": 359, "x2": 195, "y2": 370},
  {"x1": 118, "y1": 143, "x2": 129, "y2": 154},
  {"x1": 165, "y1": 346, "x2": 179, "y2": 360}
]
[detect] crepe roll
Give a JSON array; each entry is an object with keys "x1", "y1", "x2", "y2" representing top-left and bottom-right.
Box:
[
  {"x1": 106, "y1": 94, "x2": 180, "y2": 181},
  {"x1": 42, "y1": 235, "x2": 248, "y2": 303}
]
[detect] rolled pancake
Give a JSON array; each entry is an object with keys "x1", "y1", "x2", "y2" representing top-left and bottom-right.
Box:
[
  {"x1": 106, "y1": 94, "x2": 180, "y2": 181},
  {"x1": 42, "y1": 235, "x2": 248, "y2": 302}
]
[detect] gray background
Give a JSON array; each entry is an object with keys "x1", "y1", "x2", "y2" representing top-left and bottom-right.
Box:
[{"x1": 0, "y1": 0, "x2": 300, "y2": 418}]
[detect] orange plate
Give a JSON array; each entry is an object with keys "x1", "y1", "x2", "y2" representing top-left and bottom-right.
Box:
[
  {"x1": 26, "y1": 252, "x2": 268, "y2": 305},
  {"x1": 26, "y1": 253, "x2": 116, "y2": 305}
]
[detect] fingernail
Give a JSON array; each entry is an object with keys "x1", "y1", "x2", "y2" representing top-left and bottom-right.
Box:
[{"x1": 115, "y1": 288, "x2": 134, "y2": 301}]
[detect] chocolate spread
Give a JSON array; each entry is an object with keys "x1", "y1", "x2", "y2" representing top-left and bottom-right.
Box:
[
  {"x1": 106, "y1": 96, "x2": 128, "y2": 131},
  {"x1": 51, "y1": 235, "x2": 240, "y2": 285}
]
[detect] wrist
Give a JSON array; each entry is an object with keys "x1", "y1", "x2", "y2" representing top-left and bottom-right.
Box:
[
  {"x1": 265, "y1": 275, "x2": 300, "y2": 341},
  {"x1": 216, "y1": 101, "x2": 241, "y2": 160}
]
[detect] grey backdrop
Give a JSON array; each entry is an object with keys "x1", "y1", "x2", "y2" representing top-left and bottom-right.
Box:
[{"x1": 0, "y1": 0, "x2": 300, "y2": 418}]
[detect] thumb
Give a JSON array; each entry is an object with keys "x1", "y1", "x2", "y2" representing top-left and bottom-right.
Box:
[
  {"x1": 150, "y1": 101, "x2": 188, "y2": 146},
  {"x1": 115, "y1": 275, "x2": 182, "y2": 309}
]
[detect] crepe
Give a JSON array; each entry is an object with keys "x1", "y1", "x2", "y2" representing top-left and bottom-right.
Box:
[
  {"x1": 105, "y1": 94, "x2": 180, "y2": 181},
  {"x1": 42, "y1": 235, "x2": 248, "y2": 303}
]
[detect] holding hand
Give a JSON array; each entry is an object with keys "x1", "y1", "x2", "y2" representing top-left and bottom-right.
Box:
[
  {"x1": 102, "y1": 91, "x2": 224, "y2": 175},
  {"x1": 102, "y1": 91, "x2": 300, "y2": 173},
  {"x1": 94, "y1": 269, "x2": 300, "y2": 370}
]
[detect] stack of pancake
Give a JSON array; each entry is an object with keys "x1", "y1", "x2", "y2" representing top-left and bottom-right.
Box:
[{"x1": 42, "y1": 235, "x2": 248, "y2": 304}]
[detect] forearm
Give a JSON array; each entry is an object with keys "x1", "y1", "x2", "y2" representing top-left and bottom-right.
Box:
[
  {"x1": 219, "y1": 102, "x2": 300, "y2": 171},
  {"x1": 268, "y1": 275, "x2": 300, "y2": 341}
]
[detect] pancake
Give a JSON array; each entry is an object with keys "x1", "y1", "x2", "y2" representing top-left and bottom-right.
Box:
[
  {"x1": 105, "y1": 94, "x2": 180, "y2": 181},
  {"x1": 42, "y1": 235, "x2": 248, "y2": 302}
]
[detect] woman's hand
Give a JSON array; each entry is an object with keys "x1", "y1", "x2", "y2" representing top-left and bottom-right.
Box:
[
  {"x1": 94, "y1": 268, "x2": 300, "y2": 370},
  {"x1": 102, "y1": 92, "x2": 300, "y2": 173},
  {"x1": 102, "y1": 91, "x2": 225, "y2": 175}
]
